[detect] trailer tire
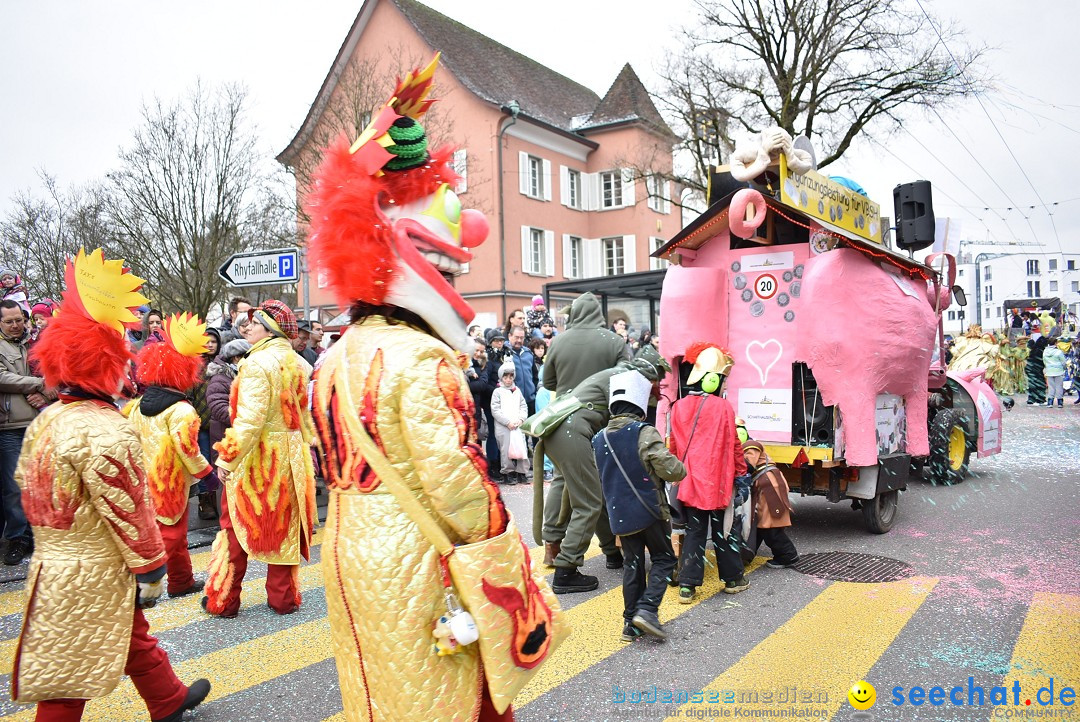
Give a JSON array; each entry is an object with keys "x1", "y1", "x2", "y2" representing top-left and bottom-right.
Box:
[
  {"x1": 862, "y1": 490, "x2": 899, "y2": 533},
  {"x1": 928, "y1": 407, "x2": 971, "y2": 485}
]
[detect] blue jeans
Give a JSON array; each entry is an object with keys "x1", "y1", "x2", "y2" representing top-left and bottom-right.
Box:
[
  {"x1": 0, "y1": 428, "x2": 30, "y2": 542},
  {"x1": 197, "y1": 429, "x2": 214, "y2": 493}
]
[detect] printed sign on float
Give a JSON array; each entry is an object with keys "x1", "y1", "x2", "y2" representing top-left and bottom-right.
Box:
[
  {"x1": 738, "y1": 388, "x2": 792, "y2": 434},
  {"x1": 779, "y1": 155, "x2": 883, "y2": 244},
  {"x1": 218, "y1": 249, "x2": 300, "y2": 287}
]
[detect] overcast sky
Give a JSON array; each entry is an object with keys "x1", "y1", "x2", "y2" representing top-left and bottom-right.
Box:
[{"x1": 2, "y1": 0, "x2": 1078, "y2": 266}]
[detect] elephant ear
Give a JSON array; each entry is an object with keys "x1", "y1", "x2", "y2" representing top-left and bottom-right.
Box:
[{"x1": 793, "y1": 135, "x2": 818, "y2": 171}]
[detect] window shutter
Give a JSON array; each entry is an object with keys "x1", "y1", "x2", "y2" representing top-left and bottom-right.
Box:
[
  {"x1": 544, "y1": 230, "x2": 555, "y2": 275},
  {"x1": 559, "y1": 166, "x2": 570, "y2": 206},
  {"x1": 562, "y1": 234, "x2": 574, "y2": 278},
  {"x1": 519, "y1": 152, "x2": 530, "y2": 195},
  {"x1": 453, "y1": 149, "x2": 468, "y2": 193},
  {"x1": 542, "y1": 159, "x2": 552, "y2": 202},
  {"x1": 584, "y1": 238, "x2": 603, "y2": 278},
  {"x1": 582, "y1": 173, "x2": 598, "y2": 211},
  {"x1": 664, "y1": 181, "x2": 672, "y2": 214},
  {"x1": 521, "y1": 226, "x2": 531, "y2": 273},
  {"x1": 623, "y1": 235, "x2": 637, "y2": 273},
  {"x1": 621, "y1": 169, "x2": 636, "y2": 207}
]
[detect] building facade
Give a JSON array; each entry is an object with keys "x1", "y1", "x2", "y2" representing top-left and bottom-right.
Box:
[
  {"x1": 277, "y1": 0, "x2": 679, "y2": 330},
  {"x1": 970, "y1": 252, "x2": 1080, "y2": 332}
]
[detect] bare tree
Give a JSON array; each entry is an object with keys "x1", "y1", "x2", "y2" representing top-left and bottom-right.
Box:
[
  {"x1": 658, "y1": 0, "x2": 988, "y2": 190},
  {"x1": 0, "y1": 172, "x2": 116, "y2": 303},
  {"x1": 106, "y1": 83, "x2": 294, "y2": 318}
]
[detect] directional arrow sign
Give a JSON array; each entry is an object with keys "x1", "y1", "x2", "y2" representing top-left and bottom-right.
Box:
[{"x1": 218, "y1": 248, "x2": 300, "y2": 287}]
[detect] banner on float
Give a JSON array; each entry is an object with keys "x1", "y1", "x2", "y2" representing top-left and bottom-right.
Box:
[{"x1": 779, "y1": 155, "x2": 883, "y2": 244}]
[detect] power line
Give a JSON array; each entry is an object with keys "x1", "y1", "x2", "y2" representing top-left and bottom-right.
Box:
[{"x1": 913, "y1": 0, "x2": 1066, "y2": 258}]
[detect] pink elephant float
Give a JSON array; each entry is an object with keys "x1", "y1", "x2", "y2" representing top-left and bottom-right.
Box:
[{"x1": 795, "y1": 248, "x2": 939, "y2": 466}]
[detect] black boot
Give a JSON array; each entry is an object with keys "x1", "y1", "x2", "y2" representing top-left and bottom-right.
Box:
[
  {"x1": 606, "y1": 552, "x2": 624, "y2": 569},
  {"x1": 197, "y1": 492, "x2": 218, "y2": 521},
  {"x1": 152, "y1": 678, "x2": 211, "y2": 722},
  {"x1": 552, "y1": 567, "x2": 598, "y2": 594}
]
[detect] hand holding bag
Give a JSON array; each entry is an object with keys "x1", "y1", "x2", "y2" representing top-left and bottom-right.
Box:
[
  {"x1": 508, "y1": 428, "x2": 528, "y2": 460},
  {"x1": 336, "y1": 375, "x2": 568, "y2": 714}
]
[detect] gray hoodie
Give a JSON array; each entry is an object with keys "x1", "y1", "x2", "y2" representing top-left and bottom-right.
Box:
[{"x1": 542, "y1": 293, "x2": 629, "y2": 396}]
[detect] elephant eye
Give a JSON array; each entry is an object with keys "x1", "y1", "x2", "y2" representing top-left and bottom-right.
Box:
[{"x1": 443, "y1": 189, "x2": 461, "y2": 224}]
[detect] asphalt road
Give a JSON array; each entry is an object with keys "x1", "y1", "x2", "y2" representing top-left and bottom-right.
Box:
[{"x1": 0, "y1": 397, "x2": 1075, "y2": 722}]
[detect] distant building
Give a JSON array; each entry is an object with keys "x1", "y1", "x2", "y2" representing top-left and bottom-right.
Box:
[
  {"x1": 965, "y1": 252, "x2": 1080, "y2": 332},
  {"x1": 277, "y1": 0, "x2": 680, "y2": 330}
]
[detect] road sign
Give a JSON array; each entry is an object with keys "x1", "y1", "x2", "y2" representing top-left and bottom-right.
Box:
[{"x1": 218, "y1": 248, "x2": 300, "y2": 287}]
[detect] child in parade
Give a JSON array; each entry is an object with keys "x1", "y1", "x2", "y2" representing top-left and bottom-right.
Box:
[
  {"x1": 670, "y1": 342, "x2": 752, "y2": 603},
  {"x1": 126, "y1": 313, "x2": 217, "y2": 598},
  {"x1": 593, "y1": 370, "x2": 686, "y2": 642},
  {"x1": 491, "y1": 360, "x2": 530, "y2": 484},
  {"x1": 741, "y1": 440, "x2": 800, "y2": 568}
]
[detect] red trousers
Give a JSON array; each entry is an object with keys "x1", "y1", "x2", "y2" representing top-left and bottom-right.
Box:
[
  {"x1": 159, "y1": 505, "x2": 194, "y2": 595},
  {"x1": 210, "y1": 485, "x2": 300, "y2": 616},
  {"x1": 34, "y1": 606, "x2": 187, "y2": 721}
]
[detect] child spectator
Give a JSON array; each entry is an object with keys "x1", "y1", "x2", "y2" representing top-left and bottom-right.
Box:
[
  {"x1": 490, "y1": 360, "x2": 529, "y2": 484},
  {"x1": 1043, "y1": 334, "x2": 1067, "y2": 407},
  {"x1": 527, "y1": 295, "x2": 554, "y2": 339},
  {"x1": 0, "y1": 270, "x2": 30, "y2": 316},
  {"x1": 593, "y1": 369, "x2": 685, "y2": 641},
  {"x1": 741, "y1": 440, "x2": 799, "y2": 568},
  {"x1": 670, "y1": 342, "x2": 752, "y2": 603}
]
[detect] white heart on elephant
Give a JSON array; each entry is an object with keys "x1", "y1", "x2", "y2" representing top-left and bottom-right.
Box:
[{"x1": 745, "y1": 339, "x2": 783, "y2": 385}]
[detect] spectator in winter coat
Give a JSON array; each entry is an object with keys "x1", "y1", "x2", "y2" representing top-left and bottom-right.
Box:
[
  {"x1": 526, "y1": 295, "x2": 554, "y2": 339},
  {"x1": 1043, "y1": 336, "x2": 1067, "y2": 407},
  {"x1": 190, "y1": 327, "x2": 222, "y2": 519},
  {"x1": 218, "y1": 296, "x2": 252, "y2": 344},
  {"x1": 206, "y1": 339, "x2": 251, "y2": 462},
  {"x1": 506, "y1": 327, "x2": 536, "y2": 413},
  {"x1": 0, "y1": 270, "x2": 30, "y2": 316},
  {"x1": 491, "y1": 361, "x2": 529, "y2": 485},
  {"x1": 466, "y1": 339, "x2": 494, "y2": 451}
]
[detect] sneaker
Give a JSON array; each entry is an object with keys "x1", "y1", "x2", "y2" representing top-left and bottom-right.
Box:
[
  {"x1": 631, "y1": 610, "x2": 667, "y2": 640},
  {"x1": 152, "y1": 678, "x2": 211, "y2": 722},
  {"x1": 543, "y1": 469, "x2": 554, "y2": 481},
  {"x1": 620, "y1": 622, "x2": 643, "y2": 642},
  {"x1": 724, "y1": 576, "x2": 750, "y2": 594},
  {"x1": 500, "y1": 474, "x2": 515, "y2": 485},
  {"x1": 552, "y1": 568, "x2": 599, "y2": 594},
  {"x1": 766, "y1": 556, "x2": 801, "y2": 569},
  {"x1": 678, "y1": 586, "x2": 695, "y2": 604},
  {"x1": 170, "y1": 580, "x2": 205, "y2": 598},
  {"x1": 605, "y1": 552, "x2": 624, "y2": 570},
  {"x1": 3, "y1": 538, "x2": 31, "y2": 566}
]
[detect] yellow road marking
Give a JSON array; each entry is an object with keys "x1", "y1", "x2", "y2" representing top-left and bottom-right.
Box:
[
  {"x1": 663, "y1": 576, "x2": 938, "y2": 721},
  {"x1": 516, "y1": 555, "x2": 767, "y2": 708},
  {"x1": 996, "y1": 592, "x2": 1080, "y2": 713}
]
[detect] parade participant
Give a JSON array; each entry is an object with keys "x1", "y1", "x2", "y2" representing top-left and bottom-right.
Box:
[
  {"x1": 741, "y1": 440, "x2": 799, "y2": 568},
  {"x1": 1026, "y1": 332, "x2": 1049, "y2": 405},
  {"x1": 203, "y1": 299, "x2": 315, "y2": 618},
  {"x1": 540, "y1": 346, "x2": 670, "y2": 593},
  {"x1": 126, "y1": 313, "x2": 216, "y2": 597},
  {"x1": 13, "y1": 248, "x2": 209, "y2": 721},
  {"x1": 593, "y1": 370, "x2": 685, "y2": 641},
  {"x1": 539, "y1": 292, "x2": 628, "y2": 567},
  {"x1": 670, "y1": 342, "x2": 752, "y2": 603},
  {"x1": 307, "y1": 55, "x2": 562, "y2": 721}
]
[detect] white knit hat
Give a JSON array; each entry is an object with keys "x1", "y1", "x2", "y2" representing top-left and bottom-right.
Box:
[{"x1": 498, "y1": 361, "x2": 516, "y2": 377}]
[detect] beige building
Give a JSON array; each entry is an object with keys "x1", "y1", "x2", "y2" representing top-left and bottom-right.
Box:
[{"x1": 278, "y1": 0, "x2": 678, "y2": 330}]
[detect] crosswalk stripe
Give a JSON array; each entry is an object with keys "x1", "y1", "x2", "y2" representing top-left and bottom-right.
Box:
[
  {"x1": 995, "y1": 592, "x2": 1080, "y2": 714},
  {"x1": 0, "y1": 539, "x2": 595, "y2": 717},
  {"x1": 515, "y1": 555, "x2": 767, "y2": 709},
  {"x1": 661, "y1": 576, "x2": 937, "y2": 721}
]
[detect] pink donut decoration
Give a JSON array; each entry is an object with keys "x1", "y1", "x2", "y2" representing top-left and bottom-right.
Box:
[{"x1": 729, "y1": 188, "x2": 767, "y2": 239}]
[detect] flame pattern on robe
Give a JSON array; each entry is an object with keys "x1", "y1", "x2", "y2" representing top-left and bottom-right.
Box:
[
  {"x1": 481, "y1": 538, "x2": 556, "y2": 669},
  {"x1": 213, "y1": 336, "x2": 315, "y2": 565}
]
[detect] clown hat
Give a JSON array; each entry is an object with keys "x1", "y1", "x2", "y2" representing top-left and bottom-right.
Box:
[
  {"x1": 135, "y1": 312, "x2": 210, "y2": 391},
  {"x1": 684, "y1": 341, "x2": 734, "y2": 385}
]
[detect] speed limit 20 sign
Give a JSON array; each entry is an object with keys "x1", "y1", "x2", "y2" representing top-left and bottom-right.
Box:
[{"x1": 754, "y1": 273, "x2": 778, "y2": 300}]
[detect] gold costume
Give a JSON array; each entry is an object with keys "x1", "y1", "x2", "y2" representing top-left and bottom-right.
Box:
[
  {"x1": 213, "y1": 336, "x2": 315, "y2": 565},
  {"x1": 312, "y1": 317, "x2": 509, "y2": 722},
  {"x1": 126, "y1": 400, "x2": 212, "y2": 525},
  {"x1": 12, "y1": 401, "x2": 166, "y2": 703}
]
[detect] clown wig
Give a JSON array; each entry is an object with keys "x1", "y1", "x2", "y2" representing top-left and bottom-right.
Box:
[
  {"x1": 135, "y1": 341, "x2": 203, "y2": 391},
  {"x1": 31, "y1": 311, "x2": 133, "y2": 399}
]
